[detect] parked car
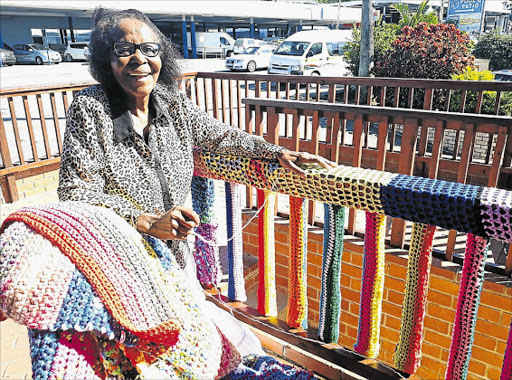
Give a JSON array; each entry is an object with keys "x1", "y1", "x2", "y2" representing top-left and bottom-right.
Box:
[
  {"x1": 0, "y1": 47, "x2": 17, "y2": 66},
  {"x1": 225, "y1": 46, "x2": 274, "y2": 72},
  {"x1": 12, "y1": 43, "x2": 61, "y2": 65},
  {"x1": 233, "y1": 38, "x2": 268, "y2": 55},
  {"x1": 63, "y1": 42, "x2": 89, "y2": 62},
  {"x1": 493, "y1": 69, "x2": 512, "y2": 81},
  {"x1": 48, "y1": 43, "x2": 67, "y2": 59}
]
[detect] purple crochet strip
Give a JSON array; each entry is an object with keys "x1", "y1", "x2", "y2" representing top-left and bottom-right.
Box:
[
  {"x1": 501, "y1": 316, "x2": 512, "y2": 380},
  {"x1": 193, "y1": 223, "x2": 220, "y2": 287},
  {"x1": 480, "y1": 187, "x2": 512, "y2": 241}
]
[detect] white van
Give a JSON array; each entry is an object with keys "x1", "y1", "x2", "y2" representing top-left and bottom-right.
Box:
[
  {"x1": 268, "y1": 30, "x2": 351, "y2": 76},
  {"x1": 233, "y1": 38, "x2": 268, "y2": 54},
  {"x1": 187, "y1": 32, "x2": 235, "y2": 58}
]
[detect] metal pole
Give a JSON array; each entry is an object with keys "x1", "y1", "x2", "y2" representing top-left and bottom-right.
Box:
[
  {"x1": 181, "y1": 15, "x2": 189, "y2": 59},
  {"x1": 336, "y1": 0, "x2": 341, "y2": 29},
  {"x1": 190, "y1": 15, "x2": 197, "y2": 59},
  {"x1": 68, "y1": 17, "x2": 75, "y2": 42}
]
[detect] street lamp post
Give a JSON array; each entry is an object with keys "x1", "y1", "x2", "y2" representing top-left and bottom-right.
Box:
[{"x1": 336, "y1": 0, "x2": 341, "y2": 29}]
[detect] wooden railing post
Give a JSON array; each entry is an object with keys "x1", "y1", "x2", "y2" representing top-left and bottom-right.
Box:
[
  {"x1": 0, "y1": 116, "x2": 13, "y2": 169},
  {"x1": 348, "y1": 114, "x2": 364, "y2": 235},
  {"x1": 446, "y1": 122, "x2": 474, "y2": 260},
  {"x1": 245, "y1": 104, "x2": 255, "y2": 209},
  {"x1": 212, "y1": 79, "x2": 219, "y2": 120},
  {"x1": 390, "y1": 118, "x2": 419, "y2": 248}
]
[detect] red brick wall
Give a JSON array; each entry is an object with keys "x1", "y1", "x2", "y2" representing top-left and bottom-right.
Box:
[{"x1": 242, "y1": 212, "x2": 512, "y2": 380}]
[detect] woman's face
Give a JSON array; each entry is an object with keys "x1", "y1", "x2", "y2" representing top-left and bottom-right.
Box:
[{"x1": 110, "y1": 19, "x2": 162, "y2": 101}]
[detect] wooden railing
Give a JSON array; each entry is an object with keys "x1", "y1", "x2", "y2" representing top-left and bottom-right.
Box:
[
  {"x1": 193, "y1": 150, "x2": 512, "y2": 379},
  {"x1": 1, "y1": 74, "x2": 512, "y2": 378},
  {"x1": 1, "y1": 74, "x2": 512, "y2": 272},
  {"x1": 242, "y1": 97, "x2": 512, "y2": 275},
  {"x1": 0, "y1": 82, "x2": 96, "y2": 201}
]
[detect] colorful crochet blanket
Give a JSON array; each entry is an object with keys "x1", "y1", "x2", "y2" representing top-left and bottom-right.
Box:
[{"x1": 0, "y1": 202, "x2": 240, "y2": 379}]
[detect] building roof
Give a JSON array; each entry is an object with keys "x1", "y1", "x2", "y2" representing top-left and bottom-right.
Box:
[{"x1": 0, "y1": 0, "x2": 362, "y2": 28}]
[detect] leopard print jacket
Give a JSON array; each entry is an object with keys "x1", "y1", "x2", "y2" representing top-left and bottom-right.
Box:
[{"x1": 58, "y1": 84, "x2": 283, "y2": 225}]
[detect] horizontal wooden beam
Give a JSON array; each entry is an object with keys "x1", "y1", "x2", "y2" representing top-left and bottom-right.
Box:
[
  {"x1": 195, "y1": 72, "x2": 512, "y2": 92},
  {"x1": 205, "y1": 290, "x2": 402, "y2": 380},
  {"x1": 242, "y1": 98, "x2": 512, "y2": 127},
  {"x1": 0, "y1": 157, "x2": 61, "y2": 177}
]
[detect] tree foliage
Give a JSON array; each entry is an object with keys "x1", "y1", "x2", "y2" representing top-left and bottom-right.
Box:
[
  {"x1": 392, "y1": 0, "x2": 439, "y2": 29},
  {"x1": 344, "y1": 21, "x2": 398, "y2": 76},
  {"x1": 473, "y1": 31, "x2": 512, "y2": 71},
  {"x1": 343, "y1": 1, "x2": 440, "y2": 77},
  {"x1": 372, "y1": 23, "x2": 474, "y2": 79}
]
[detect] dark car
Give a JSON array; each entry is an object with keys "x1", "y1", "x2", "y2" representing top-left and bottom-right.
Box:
[
  {"x1": 12, "y1": 43, "x2": 61, "y2": 65},
  {"x1": 493, "y1": 69, "x2": 512, "y2": 81},
  {"x1": 49, "y1": 43, "x2": 68, "y2": 59},
  {"x1": 0, "y1": 47, "x2": 16, "y2": 66}
]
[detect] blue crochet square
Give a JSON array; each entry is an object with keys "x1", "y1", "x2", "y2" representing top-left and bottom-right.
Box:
[{"x1": 380, "y1": 175, "x2": 485, "y2": 236}]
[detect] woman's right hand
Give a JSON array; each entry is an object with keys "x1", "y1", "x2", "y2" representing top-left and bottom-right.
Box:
[{"x1": 137, "y1": 207, "x2": 200, "y2": 240}]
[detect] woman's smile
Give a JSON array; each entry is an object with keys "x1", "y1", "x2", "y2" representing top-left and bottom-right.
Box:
[{"x1": 110, "y1": 19, "x2": 162, "y2": 102}]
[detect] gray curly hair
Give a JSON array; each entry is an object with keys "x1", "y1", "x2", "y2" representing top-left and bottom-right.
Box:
[{"x1": 89, "y1": 7, "x2": 181, "y2": 92}]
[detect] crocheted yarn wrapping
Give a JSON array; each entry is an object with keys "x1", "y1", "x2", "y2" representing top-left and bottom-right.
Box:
[
  {"x1": 0, "y1": 202, "x2": 239, "y2": 379},
  {"x1": 354, "y1": 212, "x2": 386, "y2": 358},
  {"x1": 194, "y1": 150, "x2": 512, "y2": 241},
  {"x1": 380, "y1": 175, "x2": 485, "y2": 237},
  {"x1": 286, "y1": 196, "x2": 308, "y2": 329},
  {"x1": 480, "y1": 187, "x2": 512, "y2": 241},
  {"x1": 502, "y1": 316, "x2": 512, "y2": 380},
  {"x1": 257, "y1": 189, "x2": 278, "y2": 317},
  {"x1": 191, "y1": 175, "x2": 221, "y2": 287},
  {"x1": 318, "y1": 203, "x2": 345, "y2": 343},
  {"x1": 29, "y1": 330, "x2": 106, "y2": 379},
  {"x1": 394, "y1": 223, "x2": 436, "y2": 374},
  {"x1": 226, "y1": 182, "x2": 247, "y2": 302},
  {"x1": 445, "y1": 234, "x2": 489, "y2": 380},
  {"x1": 194, "y1": 149, "x2": 280, "y2": 191},
  {"x1": 224, "y1": 354, "x2": 315, "y2": 379}
]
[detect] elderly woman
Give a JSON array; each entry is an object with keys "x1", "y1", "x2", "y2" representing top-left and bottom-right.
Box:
[{"x1": 54, "y1": 6, "x2": 332, "y2": 379}]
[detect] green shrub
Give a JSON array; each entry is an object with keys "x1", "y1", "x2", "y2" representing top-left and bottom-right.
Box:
[
  {"x1": 343, "y1": 21, "x2": 398, "y2": 77},
  {"x1": 474, "y1": 31, "x2": 512, "y2": 71},
  {"x1": 450, "y1": 67, "x2": 512, "y2": 116}
]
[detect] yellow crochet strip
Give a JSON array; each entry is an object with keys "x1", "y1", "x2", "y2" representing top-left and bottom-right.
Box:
[
  {"x1": 193, "y1": 151, "x2": 398, "y2": 213},
  {"x1": 368, "y1": 214, "x2": 386, "y2": 358},
  {"x1": 369, "y1": 213, "x2": 386, "y2": 358},
  {"x1": 277, "y1": 165, "x2": 396, "y2": 214},
  {"x1": 258, "y1": 190, "x2": 278, "y2": 317},
  {"x1": 394, "y1": 223, "x2": 436, "y2": 373}
]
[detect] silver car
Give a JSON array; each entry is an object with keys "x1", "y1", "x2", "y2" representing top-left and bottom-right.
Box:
[
  {"x1": 63, "y1": 42, "x2": 89, "y2": 62},
  {"x1": 0, "y1": 48, "x2": 16, "y2": 66},
  {"x1": 12, "y1": 43, "x2": 61, "y2": 65}
]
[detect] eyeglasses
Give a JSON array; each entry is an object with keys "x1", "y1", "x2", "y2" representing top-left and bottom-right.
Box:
[{"x1": 113, "y1": 42, "x2": 161, "y2": 57}]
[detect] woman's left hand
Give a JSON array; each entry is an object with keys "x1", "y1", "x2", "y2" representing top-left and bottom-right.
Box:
[{"x1": 277, "y1": 150, "x2": 336, "y2": 178}]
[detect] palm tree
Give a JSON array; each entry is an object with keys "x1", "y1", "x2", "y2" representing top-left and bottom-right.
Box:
[{"x1": 392, "y1": 0, "x2": 439, "y2": 28}]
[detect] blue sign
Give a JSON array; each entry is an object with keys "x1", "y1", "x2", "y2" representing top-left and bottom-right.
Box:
[{"x1": 446, "y1": 0, "x2": 486, "y2": 34}]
